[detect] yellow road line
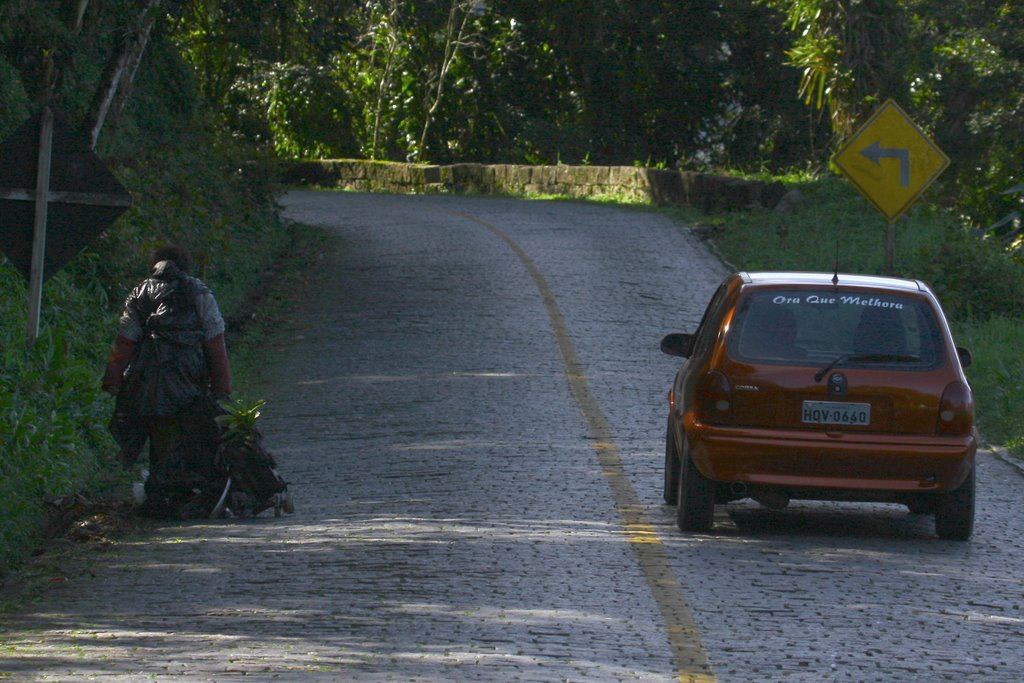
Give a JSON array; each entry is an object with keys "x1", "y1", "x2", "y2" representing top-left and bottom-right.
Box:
[{"x1": 455, "y1": 211, "x2": 716, "y2": 683}]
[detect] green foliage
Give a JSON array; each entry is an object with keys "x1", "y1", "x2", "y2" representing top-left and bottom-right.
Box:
[
  {"x1": 953, "y1": 317, "x2": 1024, "y2": 452},
  {"x1": 765, "y1": 0, "x2": 909, "y2": 140},
  {"x1": 216, "y1": 398, "x2": 266, "y2": 444},
  {"x1": 985, "y1": 182, "x2": 1024, "y2": 254},
  {"x1": 705, "y1": 176, "x2": 902, "y2": 271},
  {"x1": 0, "y1": 264, "x2": 115, "y2": 570},
  {"x1": 911, "y1": 225, "x2": 1024, "y2": 322},
  {"x1": 906, "y1": 0, "x2": 1024, "y2": 227},
  {"x1": 261, "y1": 62, "x2": 357, "y2": 159},
  {"x1": 0, "y1": 56, "x2": 30, "y2": 138},
  {"x1": 165, "y1": 0, "x2": 825, "y2": 169},
  {"x1": 170, "y1": 0, "x2": 368, "y2": 158}
]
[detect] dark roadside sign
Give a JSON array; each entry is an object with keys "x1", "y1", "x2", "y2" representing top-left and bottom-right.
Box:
[{"x1": 0, "y1": 108, "x2": 131, "y2": 282}]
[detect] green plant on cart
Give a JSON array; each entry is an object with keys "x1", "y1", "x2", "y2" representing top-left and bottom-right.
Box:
[{"x1": 216, "y1": 398, "x2": 266, "y2": 444}]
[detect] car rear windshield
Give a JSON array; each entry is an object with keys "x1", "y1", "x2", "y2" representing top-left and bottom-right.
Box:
[{"x1": 727, "y1": 289, "x2": 946, "y2": 369}]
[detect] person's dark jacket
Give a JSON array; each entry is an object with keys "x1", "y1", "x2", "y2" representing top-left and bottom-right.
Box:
[{"x1": 103, "y1": 259, "x2": 231, "y2": 412}]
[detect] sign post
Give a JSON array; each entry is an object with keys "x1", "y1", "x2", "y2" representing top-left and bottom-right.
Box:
[
  {"x1": 27, "y1": 107, "x2": 54, "y2": 343},
  {"x1": 832, "y1": 99, "x2": 950, "y2": 273}
]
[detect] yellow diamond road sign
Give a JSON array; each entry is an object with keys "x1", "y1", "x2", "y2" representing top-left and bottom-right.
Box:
[{"x1": 833, "y1": 99, "x2": 950, "y2": 220}]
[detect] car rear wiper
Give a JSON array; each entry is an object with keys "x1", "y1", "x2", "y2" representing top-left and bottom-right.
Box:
[{"x1": 814, "y1": 353, "x2": 922, "y2": 382}]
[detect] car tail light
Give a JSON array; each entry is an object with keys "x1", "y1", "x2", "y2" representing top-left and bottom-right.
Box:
[
  {"x1": 696, "y1": 371, "x2": 733, "y2": 425},
  {"x1": 937, "y1": 381, "x2": 974, "y2": 435}
]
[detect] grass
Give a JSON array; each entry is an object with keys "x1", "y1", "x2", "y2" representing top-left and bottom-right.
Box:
[
  {"x1": 228, "y1": 221, "x2": 335, "y2": 400},
  {"x1": 676, "y1": 174, "x2": 1024, "y2": 456},
  {"x1": 953, "y1": 318, "x2": 1024, "y2": 453},
  {"x1": 677, "y1": 175, "x2": 953, "y2": 273}
]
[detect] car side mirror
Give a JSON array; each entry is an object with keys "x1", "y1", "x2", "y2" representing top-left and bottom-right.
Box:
[
  {"x1": 956, "y1": 346, "x2": 972, "y2": 369},
  {"x1": 661, "y1": 332, "x2": 695, "y2": 358}
]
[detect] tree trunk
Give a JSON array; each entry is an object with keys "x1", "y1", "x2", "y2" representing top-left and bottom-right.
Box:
[
  {"x1": 85, "y1": 0, "x2": 161, "y2": 150},
  {"x1": 71, "y1": 0, "x2": 91, "y2": 34},
  {"x1": 416, "y1": 1, "x2": 473, "y2": 162}
]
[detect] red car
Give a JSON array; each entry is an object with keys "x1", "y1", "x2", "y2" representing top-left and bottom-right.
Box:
[{"x1": 660, "y1": 272, "x2": 977, "y2": 539}]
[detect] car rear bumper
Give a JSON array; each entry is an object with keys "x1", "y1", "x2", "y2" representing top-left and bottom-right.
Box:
[{"x1": 686, "y1": 421, "x2": 977, "y2": 492}]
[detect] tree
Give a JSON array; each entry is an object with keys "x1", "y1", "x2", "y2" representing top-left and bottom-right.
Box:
[
  {"x1": 905, "y1": 0, "x2": 1024, "y2": 226},
  {"x1": 411, "y1": 1, "x2": 478, "y2": 161},
  {"x1": 86, "y1": 0, "x2": 162, "y2": 149},
  {"x1": 357, "y1": 0, "x2": 405, "y2": 160},
  {"x1": 762, "y1": 0, "x2": 909, "y2": 141}
]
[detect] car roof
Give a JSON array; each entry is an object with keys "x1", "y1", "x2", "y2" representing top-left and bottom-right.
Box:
[{"x1": 738, "y1": 271, "x2": 928, "y2": 293}]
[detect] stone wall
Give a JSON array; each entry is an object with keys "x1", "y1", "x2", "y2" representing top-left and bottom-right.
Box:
[{"x1": 280, "y1": 159, "x2": 789, "y2": 212}]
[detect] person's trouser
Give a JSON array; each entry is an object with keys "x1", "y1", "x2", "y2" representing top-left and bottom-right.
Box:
[{"x1": 146, "y1": 411, "x2": 220, "y2": 489}]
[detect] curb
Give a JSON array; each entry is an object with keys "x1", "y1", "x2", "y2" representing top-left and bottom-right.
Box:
[{"x1": 989, "y1": 444, "x2": 1024, "y2": 477}]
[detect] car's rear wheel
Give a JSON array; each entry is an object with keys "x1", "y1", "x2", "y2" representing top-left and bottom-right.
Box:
[
  {"x1": 934, "y1": 462, "x2": 975, "y2": 541},
  {"x1": 676, "y1": 440, "x2": 715, "y2": 532},
  {"x1": 663, "y1": 422, "x2": 680, "y2": 505}
]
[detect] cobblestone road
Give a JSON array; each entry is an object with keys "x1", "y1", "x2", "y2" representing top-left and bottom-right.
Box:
[{"x1": 2, "y1": 191, "x2": 1023, "y2": 682}]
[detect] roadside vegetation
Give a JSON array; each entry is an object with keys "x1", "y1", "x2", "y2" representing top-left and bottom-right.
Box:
[{"x1": 687, "y1": 175, "x2": 1024, "y2": 456}]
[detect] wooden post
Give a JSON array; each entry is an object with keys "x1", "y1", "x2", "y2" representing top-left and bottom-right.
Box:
[
  {"x1": 26, "y1": 107, "x2": 54, "y2": 346},
  {"x1": 885, "y1": 217, "x2": 896, "y2": 275}
]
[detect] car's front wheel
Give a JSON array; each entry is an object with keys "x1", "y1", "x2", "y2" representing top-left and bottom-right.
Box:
[
  {"x1": 934, "y1": 462, "x2": 975, "y2": 541},
  {"x1": 663, "y1": 422, "x2": 680, "y2": 505},
  {"x1": 676, "y1": 440, "x2": 715, "y2": 532}
]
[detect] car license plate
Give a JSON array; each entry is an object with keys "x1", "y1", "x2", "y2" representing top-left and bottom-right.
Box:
[{"x1": 801, "y1": 401, "x2": 870, "y2": 426}]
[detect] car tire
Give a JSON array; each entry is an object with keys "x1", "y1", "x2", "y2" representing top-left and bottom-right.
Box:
[
  {"x1": 663, "y1": 422, "x2": 680, "y2": 505},
  {"x1": 934, "y1": 462, "x2": 975, "y2": 541},
  {"x1": 676, "y1": 440, "x2": 715, "y2": 532}
]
